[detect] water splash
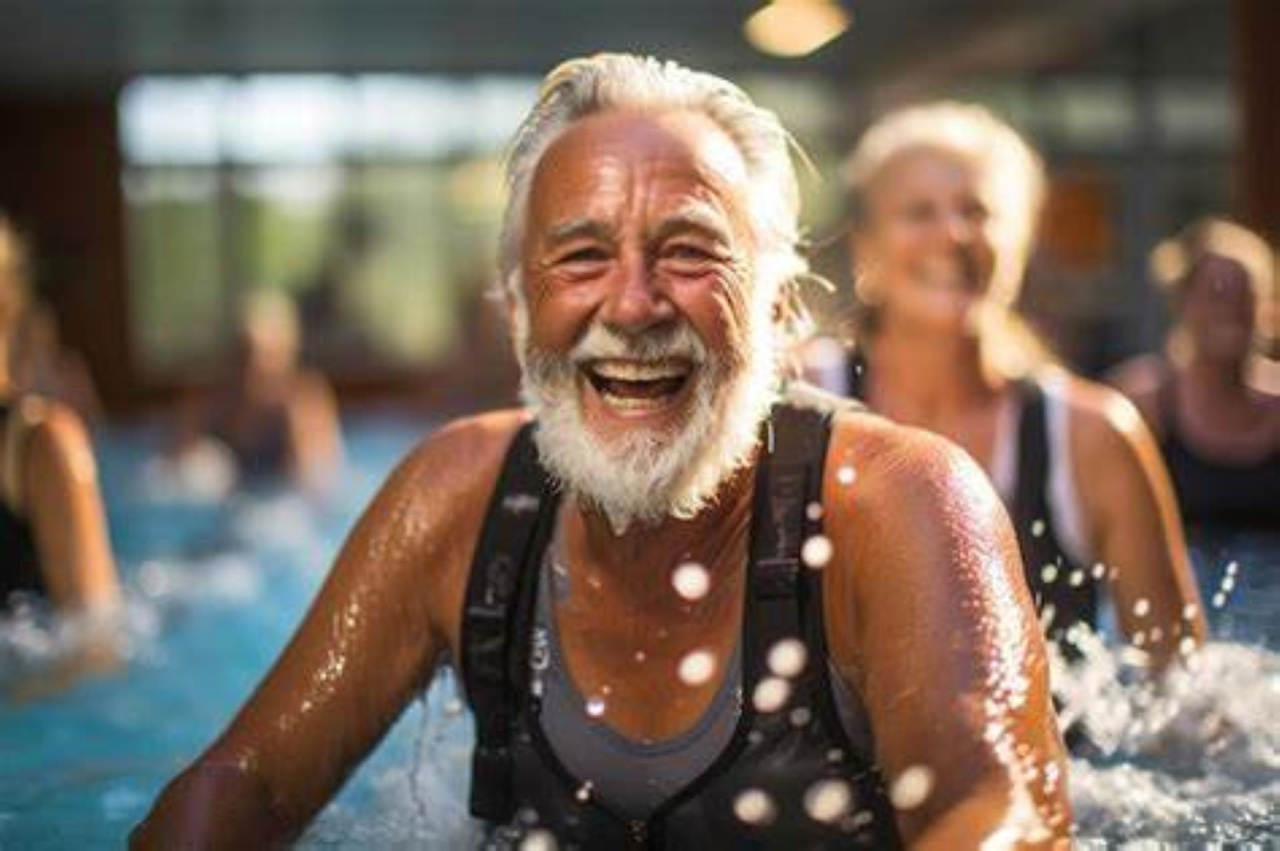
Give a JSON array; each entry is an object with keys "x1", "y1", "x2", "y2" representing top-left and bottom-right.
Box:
[{"x1": 1056, "y1": 638, "x2": 1280, "y2": 844}]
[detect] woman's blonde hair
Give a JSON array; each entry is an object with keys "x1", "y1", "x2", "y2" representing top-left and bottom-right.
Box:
[
  {"x1": 0, "y1": 215, "x2": 30, "y2": 339},
  {"x1": 1150, "y1": 217, "x2": 1274, "y2": 304},
  {"x1": 842, "y1": 101, "x2": 1052, "y2": 378}
]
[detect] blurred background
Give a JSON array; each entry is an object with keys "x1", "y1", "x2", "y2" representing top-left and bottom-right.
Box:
[{"x1": 0, "y1": 0, "x2": 1273, "y2": 417}]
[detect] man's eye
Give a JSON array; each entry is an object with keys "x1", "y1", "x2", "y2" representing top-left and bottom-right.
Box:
[
  {"x1": 667, "y1": 244, "x2": 714, "y2": 261},
  {"x1": 558, "y1": 247, "x2": 610, "y2": 266}
]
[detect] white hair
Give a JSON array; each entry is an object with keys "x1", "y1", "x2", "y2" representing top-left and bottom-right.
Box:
[{"x1": 499, "y1": 53, "x2": 808, "y2": 319}]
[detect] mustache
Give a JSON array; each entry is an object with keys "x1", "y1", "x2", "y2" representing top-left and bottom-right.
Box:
[
  {"x1": 569, "y1": 321, "x2": 707, "y2": 366},
  {"x1": 526, "y1": 321, "x2": 709, "y2": 383}
]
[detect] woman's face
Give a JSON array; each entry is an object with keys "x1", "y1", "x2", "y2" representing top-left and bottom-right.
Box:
[
  {"x1": 853, "y1": 148, "x2": 1000, "y2": 334},
  {"x1": 1179, "y1": 253, "x2": 1257, "y2": 365}
]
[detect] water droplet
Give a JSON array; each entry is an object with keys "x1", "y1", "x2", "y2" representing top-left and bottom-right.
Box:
[
  {"x1": 1040, "y1": 564, "x2": 1059, "y2": 584},
  {"x1": 678, "y1": 649, "x2": 717, "y2": 686},
  {"x1": 1178, "y1": 636, "x2": 1197, "y2": 656},
  {"x1": 767, "y1": 638, "x2": 808, "y2": 678},
  {"x1": 846, "y1": 809, "x2": 875, "y2": 831},
  {"x1": 1091, "y1": 562, "x2": 1107, "y2": 580},
  {"x1": 672, "y1": 562, "x2": 711, "y2": 601},
  {"x1": 804, "y1": 778, "x2": 853, "y2": 823},
  {"x1": 1182, "y1": 603, "x2": 1199, "y2": 620},
  {"x1": 1149, "y1": 626, "x2": 1163, "y2": 643},
  {"x1": 1039, "y1": 604, "x2": 1057, "y2": 630},
  {"x1": 789, "y1": 706, "x2": 813, "y2": 727},
  {"x1": 826, "y1": 747, "x2": 845, "y2": 763},
  {"x1": 1133, "y1": 598, "x2": 1151, "y2": 618},
  {"x1": 1221, "y1": 575, "x2": 1236, "y2": 593},
  {"x1": 575, "y1": 781, "x2": 594, "y2": 802},
  {"x1": 519, "y1": 828, "x2": 558, "y2": 851},
  {"x1": 836, "y1": 465, "x2": 857, "y2": 486},
  {"x1": 802, "y1": 535, "x2": 834, "y2": 569},
  {"x1": 585, "y1": 696, "x2": 606, "y2": 718},
  {"x1": 733, "y1": 788, "x2": 777, "y2": 826},
  {"x1": 805, "y1": 501, "x2": 825, "y2": 521},
  {"x1": 1225, "y1": 560, "x2": 1239, "y2": 577},
  {"x1": 634, "y1": 650, "x2": 647, "y2": 663},
  {"x1": 1030, "y1": 519, "x2": 1046, "y2": 538},
  {"x1": 443, "y1": 697, "x2": 465, "y2": 716},
  {"x1": 1068, "y1": 570, "x2": 1084, "y2": 587},
  {"x1": 1212, "y1": 592, "x2": 1227, "y2": 609},
  {"x1": 752, "y1": 676, "x2": 791, "y2": 713},
  {"x1": 516, "y1": 807, "x2": 540, "y2": 826},
  {"x1": 889, "y1": 765, "x2": 934, "y2": 810},
  {"x1": 1132, "y1": 630, "x2": 1147, "y2": 647}
]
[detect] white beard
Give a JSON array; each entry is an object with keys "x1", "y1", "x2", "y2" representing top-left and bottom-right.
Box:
[{"x1": 517, "y1": 306, "x2": 779, "y2": 535}]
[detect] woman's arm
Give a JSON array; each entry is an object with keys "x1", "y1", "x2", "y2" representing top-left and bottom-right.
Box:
[
  {"x1": 23, "y1": 400, "x2": 119, "y2": 611},
  {"x1": 1067, "y1": 382, "x2": 1207, "y2": 668}
]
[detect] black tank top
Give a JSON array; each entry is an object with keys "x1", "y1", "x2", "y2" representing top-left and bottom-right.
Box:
[
  {"x1": 1156, "y1": 374, "x2": 1280, "y2": 532},
  {"x1": 848, "y1": 355, "x2": 1098, "y2": 637},
  {"x1": 0, "y1": 404, "x2": 44, "y2": 605},
  {"x1": 459, "y1": 404, "x2": 901, "y2": 849}
]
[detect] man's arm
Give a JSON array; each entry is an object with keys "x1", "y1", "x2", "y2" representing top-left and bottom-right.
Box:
[
  {"x1": 131, "y1": 412, "x2": 523, "y2": 847},
  {"x1": 824, "y1": 415, "x2": 1072, "y2": 848}
]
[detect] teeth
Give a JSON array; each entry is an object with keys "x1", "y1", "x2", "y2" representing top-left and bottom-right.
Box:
[
  {"x1": 596, "y1": 392, "x2": 668, "y2": 411},
  {"x1": 590, "y1": 360, "x2": 689, "y2": 381}
]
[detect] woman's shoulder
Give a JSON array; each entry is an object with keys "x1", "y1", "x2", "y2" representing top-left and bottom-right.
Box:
[
  {"x1": 1039, "y1": 368, "x2": 1157, "y2": 468},
  {"x1": 1103, "y1": 354, "x2": 1171, "y2": 432}
]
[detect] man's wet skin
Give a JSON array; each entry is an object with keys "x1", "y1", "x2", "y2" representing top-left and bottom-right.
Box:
[{"x1": 133, "y1": 107, "x2": 1071, "y2": 848}]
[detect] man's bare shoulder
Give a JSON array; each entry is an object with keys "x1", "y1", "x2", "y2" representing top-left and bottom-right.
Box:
[
  {"x1": 825, "y1": 408, "x2": 1002, "y2": 521},
  {"x1": 821, "y1": 409, "x2": 1016, "y2": 598},
  {"x1": 397, "y1": 408, "x2": 531, "y2": 490}
]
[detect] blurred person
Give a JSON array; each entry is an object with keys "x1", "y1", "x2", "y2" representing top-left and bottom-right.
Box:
[
  {"x1": 802, "y1": 103, "x2": 1205, "y2": 664},
  {"x1": 10, "y1": 298, "x2": 105, "y2": 425},
  {"x1": 133, "y1": 55, "x2": 1070, "y2": 848},
  {"x1": 1110, "y1": 218, "x2": 1278, "y2": 533},
  {"x1": 171, "y1": 290, "x2": 343, "y2": 491},
  {"x1": 0, "y1": 214, "x2": 119, "y2": 614}
]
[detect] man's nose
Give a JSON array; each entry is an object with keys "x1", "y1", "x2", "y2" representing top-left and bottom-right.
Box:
[{"x1": 599, "y1": 252, "x2": 676, "y2": 332}]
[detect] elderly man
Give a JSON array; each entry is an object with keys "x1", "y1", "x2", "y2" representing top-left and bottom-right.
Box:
[{"x1": 133, "y1": 54, "x2": 1070, "y2": 849}]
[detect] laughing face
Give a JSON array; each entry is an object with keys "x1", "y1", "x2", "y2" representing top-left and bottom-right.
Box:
[
  {"x1": 855, "y1": 147, "x2": 1001, "y2": 334},
  {"x1": 514, "y1": 110, "x2": 780, "y2": 533}
]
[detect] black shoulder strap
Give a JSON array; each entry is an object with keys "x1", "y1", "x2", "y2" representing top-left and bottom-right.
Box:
[
  {"x1": 746, "y1": 404, "x2": 833, "y2": 691},
  {"x1": 1012, "y1": 379, "x2": 1050, "y2": 540},
  {"x1": 459, "y1": 422, "x2": 560, "y2": 822},
  {"x1": 847, "y1": 350, "x2": 869, "y2": 402}
]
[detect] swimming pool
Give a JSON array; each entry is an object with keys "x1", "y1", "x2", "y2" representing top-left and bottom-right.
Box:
[{"x1": 1, "y1": 417, "x2": 1276, "y2": 847}]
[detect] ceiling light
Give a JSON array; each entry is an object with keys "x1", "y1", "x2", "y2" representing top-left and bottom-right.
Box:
[{"x1": 745, "y1": 0, "x2": 850, "y2": 59}]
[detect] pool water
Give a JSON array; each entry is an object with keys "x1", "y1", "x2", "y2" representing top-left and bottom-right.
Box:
[{"x1": 1, "y1": 418, "x2": 1276, "y2": 848}]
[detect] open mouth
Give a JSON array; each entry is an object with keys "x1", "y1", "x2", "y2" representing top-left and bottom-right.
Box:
[{"x1": 581, "y1": 358, "x2": 694, "y2": 412}]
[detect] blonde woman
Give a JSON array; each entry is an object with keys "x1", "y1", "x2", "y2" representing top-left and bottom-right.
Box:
[
  {"x1": 1111, "y1": 218, "x2": 1278, "y2": 533},
  {"x1": 0, "y1": 215, "x2": 119, "y2": 614},
  {"x1": 805, "y1": 103, "x2": 1205, "y2": 665}
]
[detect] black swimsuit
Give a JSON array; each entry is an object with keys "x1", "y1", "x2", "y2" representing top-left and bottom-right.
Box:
[
  {"x1": 0, "y1": 404, "x2": 43, "y2": 605},
  {"x1": 1156, "y1": 373, "x2": 1280, "y2": 533},
  {"x1": 459, "y1": 403, "x2": 901, "y2": 849}
]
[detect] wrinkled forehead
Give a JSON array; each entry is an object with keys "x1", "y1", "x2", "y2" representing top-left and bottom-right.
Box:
[{"x1": 526, "y1": 110, "x2": 753, "y2": 233}]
